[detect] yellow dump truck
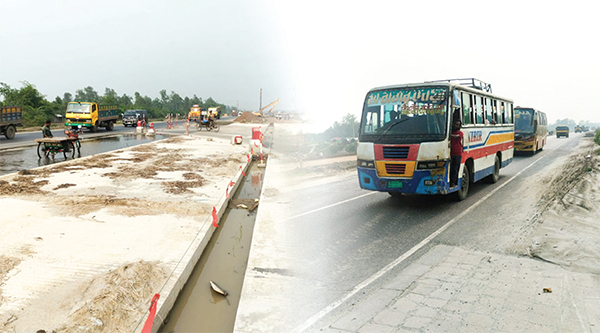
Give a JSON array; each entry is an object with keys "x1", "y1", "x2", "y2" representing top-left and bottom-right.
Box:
[
  {"x1": 208, "y1": 106, "x2": 221, "y2": 119},
  {"x1": 189, "y1": 105, "x2": 204, "y2": 120},
  {"x1": 65, "y1": 102, "x2": 119, "y2": 132}
]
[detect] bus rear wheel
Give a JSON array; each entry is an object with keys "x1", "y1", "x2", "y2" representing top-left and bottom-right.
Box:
[
  {"x1": 486, "y1": 155, "x2": 500, "y2": 183},
  {"x1": 455, "y1": 164, "x2": 470, "y2": 201}
]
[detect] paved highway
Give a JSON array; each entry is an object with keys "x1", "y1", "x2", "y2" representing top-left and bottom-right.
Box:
[{"x1": 236, "y1": 133, "x2": 584, "y2": 332}]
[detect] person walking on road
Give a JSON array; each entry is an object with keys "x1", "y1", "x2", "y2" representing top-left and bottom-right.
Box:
[
  {"x1": 450, "y1": 119, "x2": 463, "y2": 188},
  {"x1": 42, "y1": 120, "x2": 53, "y2": 138}
]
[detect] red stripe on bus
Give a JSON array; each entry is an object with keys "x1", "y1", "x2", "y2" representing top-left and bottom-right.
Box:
[
  {"x1": 374, "y1": 144, "x2": 419, "y2": 160},
  {"x1": 462, "y1": 141, "x2": 513, "y2": 162}
]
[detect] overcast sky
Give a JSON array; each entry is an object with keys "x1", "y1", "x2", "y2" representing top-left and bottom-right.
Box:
[{"x1": 2, "y1": 1, "x2": 599, "y2": 131}]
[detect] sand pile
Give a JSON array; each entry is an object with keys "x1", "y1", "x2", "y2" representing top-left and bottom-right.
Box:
[
  {"x1": 234, "y1": 112, "x2": 263, "y2": 124},
  {"x1": 514, "y1": 138, "x2": 600, "y2": 274}
]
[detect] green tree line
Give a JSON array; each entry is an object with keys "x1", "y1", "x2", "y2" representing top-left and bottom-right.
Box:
[{"x1": 0, "y1": 81, "x2": 234, "y2": 127}]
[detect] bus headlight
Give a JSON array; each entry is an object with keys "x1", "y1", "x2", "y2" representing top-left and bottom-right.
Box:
[
  {"x1": 417, "y1": 160, "x2": 447, "y2": 170},
  {"x1": 357, "y1": 160, "x2": 375, "y2": 168}
]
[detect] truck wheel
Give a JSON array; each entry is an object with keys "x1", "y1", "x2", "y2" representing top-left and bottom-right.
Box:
[
  {"x1": 106, "y1": 121, "x2": 114, "y2": 131},
  {"x1": 4, "y1": 125, "x2": 16, "y2": 139},
  {"x1": 90, "y1": 122, "x2": 98, "y2": 133}
]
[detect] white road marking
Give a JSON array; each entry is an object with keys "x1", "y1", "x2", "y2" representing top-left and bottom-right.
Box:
[
  {"x1": 292, "y1": 138, "x2": 573, "y2": 333},
  {"x1": 280, "y1": 191, "x2": 377, "y2": 222}
]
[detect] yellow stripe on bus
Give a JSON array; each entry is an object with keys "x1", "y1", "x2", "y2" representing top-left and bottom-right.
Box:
[
  {"x1": 486, "y1": 133, "x2": 514, "y2": 145},
  {"x1": 376, "y1": 161, "x2": 416, "y2": 178}
]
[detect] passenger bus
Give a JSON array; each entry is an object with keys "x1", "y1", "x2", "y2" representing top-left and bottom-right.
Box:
[
  {"x1": 514, "y1": 107, "x2": 547, "y2": 154},
  {"x1": 357, "y1": 79, "x2": 514, "y2": 201}
]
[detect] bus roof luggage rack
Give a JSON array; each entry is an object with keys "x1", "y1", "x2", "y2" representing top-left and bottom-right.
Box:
[{"x1": 425, "y1": 78, "x2": 492, "y2": 93}]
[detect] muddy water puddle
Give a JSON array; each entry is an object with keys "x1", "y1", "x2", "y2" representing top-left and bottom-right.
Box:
[
  {"x1": 159, "y1": 162, "x2": 264, "y2": 333},
  {"x1": 0, "y1": 134, "x2": 167, "y2": 176}
]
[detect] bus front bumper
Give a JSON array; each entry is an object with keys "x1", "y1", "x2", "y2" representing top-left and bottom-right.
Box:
[{"x1": 357, "y1": 167, "x2": 451, "y2": 195}]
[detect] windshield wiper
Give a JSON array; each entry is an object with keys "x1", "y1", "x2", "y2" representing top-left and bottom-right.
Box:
[{"x1": 375, "y1": 118, "x2": 411, "y2": 142}]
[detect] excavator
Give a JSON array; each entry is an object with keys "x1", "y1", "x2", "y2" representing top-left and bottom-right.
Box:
[{"x1": 253, "y1": 99, "x2": 279, "y2": 117}]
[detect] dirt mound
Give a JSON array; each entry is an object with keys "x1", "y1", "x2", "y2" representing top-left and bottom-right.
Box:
[
  {"x1": 0, "y1": 176, "x2": 48, "y2": 196},
  {"x1": 54, "y1": 260, "x2": 167, "y2": 333},
  {"x1": 234, "y1": 111, "x2": 263, "y2": 123},
  {"x1": 517, "y1": 138, "x2": 600, "y2": 274}
]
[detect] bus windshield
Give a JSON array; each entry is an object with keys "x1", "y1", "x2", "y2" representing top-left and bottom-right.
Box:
[
  {"x1": 514, "y1": 108, "x2": 534, "y2": 133},
  {"x1": 67, "y1": 103, "x2": 91, "y2": 114},
  {"x1": 360, "y1": 87, "x2": 448, "y2": 142}
]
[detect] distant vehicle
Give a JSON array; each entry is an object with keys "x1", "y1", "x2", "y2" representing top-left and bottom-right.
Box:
[
  {"x1": 0, "y1": 106, "x2": 22, "y2": 139},
  {"x1": 208, "y1": 106, "x2": 221, "y2": 119},
  {"x1": 575, "y1": 125, "x2": 582, "y2": 133},
  {"x1": 188, "y1": 105, "x2": 203, "y2": 121},
  {"x1": 65, "y1": 102, "x2": 119, "y2": 132},
  {"x1": 276, "y1": 112, "x2": 282, "y2": 120},
  {"x1": 122, "y1": 109, "x2": 148, "y2": 127},
  {"x1": 514, "y1": 107, "x2": 547, "y2": 154},
  {"x1": 357, "y1": 78, "x2": 514, "y2": 201},
  {"x1": 253, "y1": 99, "x2": 279, "y2": 117},
  {"x1": 556, "y1": 125, "x2": 569, "y2": 138}
]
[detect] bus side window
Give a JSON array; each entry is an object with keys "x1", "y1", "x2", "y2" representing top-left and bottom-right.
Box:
[
  {"x1": 507, "y1": 103, "x2": 513, "y2": 124},
  {"x1": 470, "y1": 94, "x2": 475, "y2": 124},
  {"x1": 461, "y1": 92, "x2": 471, "y2": 125},
  {"x1": 500, "y1": 102, "x2": 506, "y2": 124},
  {"x1": 485, "y1": 98, "x2": 492, "y2": 124},
  {"x1": 474, "y1": 96, "x2": 482, "y2": 124},
  {"x1": 492, "y1": 100, "x2": 498, "y2": 124}
]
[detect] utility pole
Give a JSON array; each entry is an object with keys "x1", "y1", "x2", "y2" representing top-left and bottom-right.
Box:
[{"x1": 259, "y1": 88, "x2": 262, "y2": 113}]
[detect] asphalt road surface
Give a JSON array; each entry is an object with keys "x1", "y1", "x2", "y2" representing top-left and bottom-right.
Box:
[{"x1": 254, "y1": 133, "x2": 584, "y2": 332}]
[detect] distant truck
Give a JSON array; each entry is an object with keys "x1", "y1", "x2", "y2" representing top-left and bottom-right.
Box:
[
  {"x1": 122, "y1": 109, "x2": 148, "y2": 127},
  {"x1": 188, "y1": 105, "x2": 204, "y2": 120},
  {"x1": 1, "y1": 106, "x2": 23, "y2": 139},
  {"x1": 556, "y1": 125, "x2": 570, "y2": 138},
  {"x1": 575, "y1": 125, "x2": 582, "y2": 133},
  {"x1": 208, "y1": 106, "x2": 221, "y2": 119},
  {"x1": 65, "y1": 102, "x2": 119, "y2": 132}
]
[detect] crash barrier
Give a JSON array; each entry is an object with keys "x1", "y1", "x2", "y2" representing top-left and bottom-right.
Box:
[
  {"x1": 232, "y1": 135, "x2": 243, "y2": 145},
  {"x1": 166, "y1": 114, "x2": 174, "y2": 129},
  {"x1": 146, "y1": 123, "x2": 155, "y2": 137}
]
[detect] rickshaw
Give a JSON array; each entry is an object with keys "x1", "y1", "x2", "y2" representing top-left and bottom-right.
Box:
[
  {"x1": 35, "y1": 126, "x2": 82, "y2": 159},
  {"x1": 196, "y1": 111, "x2": 220, "y2": 132}
]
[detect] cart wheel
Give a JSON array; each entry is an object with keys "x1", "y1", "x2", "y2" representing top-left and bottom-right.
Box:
[
  {"x1": 213, "y1": 123, "x2": 220, "y2": 132},
  {"x1": 37, "y1": 142, "x2": 44, "y2": 158}
]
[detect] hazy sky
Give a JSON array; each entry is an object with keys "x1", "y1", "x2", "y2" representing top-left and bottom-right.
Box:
[{"x1": 2, "y1": 1, "x2": 599, "y2": 130}]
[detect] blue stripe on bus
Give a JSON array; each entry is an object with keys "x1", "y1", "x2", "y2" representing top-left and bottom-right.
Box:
[{"x1": 468, "y1": 129, "x2": 513, "y2": 149}]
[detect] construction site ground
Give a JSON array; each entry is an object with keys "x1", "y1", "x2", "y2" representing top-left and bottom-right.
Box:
[{"x1": 0, "y1": 131, "x2": 253, "y2": 333}]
